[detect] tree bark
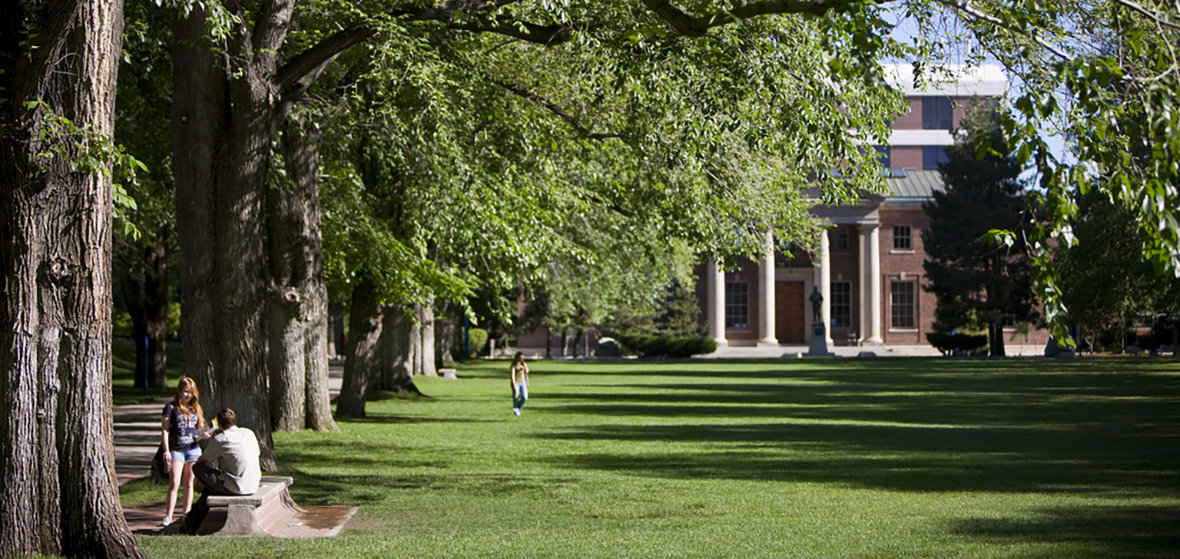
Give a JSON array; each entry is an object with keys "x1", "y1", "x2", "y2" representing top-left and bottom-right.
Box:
[
  {"x1": 435, "y1": 302, "x2": 458, "y2": 367},
  {"x1": 989, "y1": 322, "x2": 1007, "y2": 357},
  {"x1": 419, "y1": 301, "x2": 438, "y2": 376},
  {"x1": 172, "y1": 3, "x2": 299, "y2": 469},
  {"x1": 142, "y1": 241, "x2": 170, "y2": 388},
  {"x1": 266, "y1": 117, "x2": 339, "y2": 432},
  {"x1": 0, "y1": 0, "x2": 143, "y2": 555},
  {"x1": 335, "y1": 280, "x2": 384, "y2": 418},
  {"x1": 378, "y1": 306, "x2": 415, "y2": 391},
  {"x1": 118, "y1": 237, "x2": 169, "y2": 390}
]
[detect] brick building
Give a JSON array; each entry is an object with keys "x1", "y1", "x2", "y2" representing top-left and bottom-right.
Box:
[{"x1": 693, "y1": 64, "x2": 1052, "y2": 350}]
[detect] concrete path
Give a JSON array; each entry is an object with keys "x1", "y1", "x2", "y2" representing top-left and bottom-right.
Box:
[{"x1": 703, "y1": 343, "x2": 1046, "y2": 359}]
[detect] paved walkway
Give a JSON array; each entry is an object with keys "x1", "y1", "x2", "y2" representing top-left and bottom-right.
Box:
[{"x1": 703, "y1": 343, "x2": 1046, "y2": 359}]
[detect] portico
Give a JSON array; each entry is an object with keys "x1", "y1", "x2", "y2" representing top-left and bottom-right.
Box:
[{"x1": 702, "y1": 207, "x2": 885, "y2": 347}]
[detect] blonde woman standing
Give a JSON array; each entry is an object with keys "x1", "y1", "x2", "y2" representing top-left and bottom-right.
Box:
[
  {"x1": 509, "y1": 352, "x2": 529, "y2": 416},
  {"x1": 160, "y1": 377, "x2": 208, "y2": 526}
]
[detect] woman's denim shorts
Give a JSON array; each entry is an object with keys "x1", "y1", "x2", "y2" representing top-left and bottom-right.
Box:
[{"x1": 170, "y1": 447, "x2": 202, "y2": 463}]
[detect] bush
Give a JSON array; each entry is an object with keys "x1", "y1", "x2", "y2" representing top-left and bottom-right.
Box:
[
  {"x1": 595, "y1": 337, "x2": 624, "y2": 358},
  {"x1": 614, "y1": 333, "x2": 717, "y2": 358},
  {"x1": 926, "y1": 332, "x2": 988, "y2": 356},
  {"x1": 467, "y1": 327, "x2": 489, "y2": 357}
]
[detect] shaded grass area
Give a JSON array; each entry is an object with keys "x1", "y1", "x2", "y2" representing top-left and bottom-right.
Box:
[{"x1": 130, "y1": 358, "x2": 1180, "y2": 558}]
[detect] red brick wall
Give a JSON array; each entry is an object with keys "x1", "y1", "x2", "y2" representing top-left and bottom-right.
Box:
[
  {"x1": 893, "y1": 98, "x2": 922, "y2": 129},
  {"x1": 891, "y1": 147, "x2": 923, "y2": 169},
  {"x1": 879, "y1": 206, "x2": 934, "y2": 345}
]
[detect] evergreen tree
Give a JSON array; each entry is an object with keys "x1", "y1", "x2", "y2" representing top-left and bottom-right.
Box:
[
  {"x1": 922, "y1": 101, "x2": 1038, "y2": 357},
  {"x1": 659, "y1": 280, "x2": 706, "y2": 338}
]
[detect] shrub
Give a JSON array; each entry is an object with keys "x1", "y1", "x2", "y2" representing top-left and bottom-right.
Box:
[
  {"x1": 467, "y1": 327, "x2": 489, "y2": 357},
  {"x1": 613, "y1": 333, "x2": 716, "y2": 358},
  {"x1": 595, "y1": 337, "x2": 624, "y2": 358},
  {"x1": 926, "y1": 332, "x2": 988, "y2": 356}
]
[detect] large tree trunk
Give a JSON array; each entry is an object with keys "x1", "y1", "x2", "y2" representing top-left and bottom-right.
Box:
[
  {"x1": 119, "y1": 237, "x2": 170, "y2": 390},
  {"x1": 0, "y1": 0, "x2": 143, "y2": 555},
  {"x1": 378, "y1": 306, "x2": 415, "y2": 391},
  {"x1": 142, "y1": 241, "x2": 170, "y2": 388},
  {"x1": 335, "y1": 280, "x2": 384, "y2": 418},
  {"x1": 266, "y1": 117, "x2": 338, "y2": 432},
  {"x1": 435, "y1": 302, "x2": 458, "y2": 367},
  {"x1": 418, "y1": 301, "x2": 438, "y2": 377},
  {"x1": 989, "y1": 323, "x2": 1007, "y2": 357},
  {"x1": 172, "y1": 3, "x2": 300, "y2": 470}
]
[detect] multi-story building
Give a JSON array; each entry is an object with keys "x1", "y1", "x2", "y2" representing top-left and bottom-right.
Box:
[{"x1": 693, "y1": 64, "x2": 1051, "y2": 350}]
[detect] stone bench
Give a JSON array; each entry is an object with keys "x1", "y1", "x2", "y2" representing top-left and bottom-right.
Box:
[{"x1": 196, "y1": 476, "x2": 302, "y2": 536}]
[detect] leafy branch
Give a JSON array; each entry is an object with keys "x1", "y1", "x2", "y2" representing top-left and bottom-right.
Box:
[{"x1": 25, "y1": 98, "x2": 146, "y2": 239}]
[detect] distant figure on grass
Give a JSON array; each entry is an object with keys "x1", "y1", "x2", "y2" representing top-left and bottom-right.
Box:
[
  {"x1": 510, "y1": 352, "x2": 530, "y2": 416},
  {"x1": 183, "y1": 407, "x2": 262, "y2": 534},
  {"x1": 161, "y1": 376, "x2": 209, "y2": 527}
]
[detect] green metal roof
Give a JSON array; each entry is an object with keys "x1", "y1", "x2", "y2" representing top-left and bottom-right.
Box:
[{"x1": 886, "y1": 169, "x2": 944, "y2": 199}]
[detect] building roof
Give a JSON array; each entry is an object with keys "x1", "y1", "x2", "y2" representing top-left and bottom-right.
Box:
[
  {"x1": 883, "y1": 63, "x2": 1008, "y2": 97},
  {"x1": 886, "y1": 169, "x2": 944, "y2": 199}
]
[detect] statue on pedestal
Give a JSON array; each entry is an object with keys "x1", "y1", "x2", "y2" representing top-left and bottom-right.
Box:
[{"x1": 809, "y1": 286, "x2": 823, "y2": 324}]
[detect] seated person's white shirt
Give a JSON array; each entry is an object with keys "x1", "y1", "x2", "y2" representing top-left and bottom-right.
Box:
[{"x1": 202, "y1": 426, "x2": 261, "y2": 495}]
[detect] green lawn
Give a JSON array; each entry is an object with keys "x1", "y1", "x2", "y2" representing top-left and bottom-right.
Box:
[{"x1": 124, "y1": 358, "x2": 1180, "y2": 558}]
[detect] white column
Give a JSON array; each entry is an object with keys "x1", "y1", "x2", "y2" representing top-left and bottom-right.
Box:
[
  {"x1": 865, "y1": 224, "x2": 883, "y2": 344},
  {"x1": 857, "y1": 224, "x2": 868, "y2": 344},
  {"x1": 757, "y1": 230, "x2": 777, "y2": 346},
  {"x1": 819, "y1": 228, "x2": 832, "y2": 344},
  {"x1": 706, "y1": 258, "x2": 728, "y2": 346}
]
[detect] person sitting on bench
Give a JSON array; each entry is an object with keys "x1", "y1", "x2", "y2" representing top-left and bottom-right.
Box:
[{"x1": 182, "y1": 408, "x2": 261, "y2": 533}]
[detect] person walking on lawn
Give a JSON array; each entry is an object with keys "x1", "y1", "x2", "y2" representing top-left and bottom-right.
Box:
[
  {"x1": 510, "y1": 352, "x2": 530, "y2": 416},
  {"x1": 182, "y1": 407, "x2": 261, "y2": 533}
]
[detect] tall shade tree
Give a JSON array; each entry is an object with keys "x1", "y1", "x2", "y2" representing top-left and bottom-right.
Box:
[
  {"x1": 0, "y1": 0, "x2": 144, "y2": 555},
  {"x1": 909, "y1": 0, "x2": 1180, "y2": 342},
  {"x1": 1058, "y1": 191, "x2": 1180, "y2": 349},
  {"x1": 266, "y1": 114, "x2": 339, "y2": 432},
  {"x1": 922, "y1": 101, "x2": 1038, "y2": 357}
]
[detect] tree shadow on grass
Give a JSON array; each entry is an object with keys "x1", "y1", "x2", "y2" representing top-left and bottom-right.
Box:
[
  {"x1": 277, "y1": 438, "x2": 555, "y2": 505},
  {"x1": 535, "y1": 362, "x2": 1180, "y2": 496},
  {"x1": 543, "y1": 421, "x2": 1180, "y2": 494},
  {"x1": 949, "y1": 504, "x2": 1180, "y2": 559},
  {"x1": 336, "y1": 413, "x2": 498, "y2": 425}
]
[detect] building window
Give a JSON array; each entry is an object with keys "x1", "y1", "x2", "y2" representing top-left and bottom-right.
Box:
[
  {"x1": 922, "y1": 146, "x2": 948, "y2": 170},
  {"x1": 834, "y1": 228, "x2": 850, "y2": 252},
  {"x1": 890, "y1": 281, "x2": 916, "y2": 329},
  {"x1": 725, "y1": 282, "x2": 749, "y2": 330},
  {"x1": 922, "y1": 97, "x2": 953, "y2": 130},
  {"x1": 874, "y1": 146, "x2": 891, "y2": 168},
  {"x1": 831, "y1": 281, "x2": 852, "y2": 328},
  {"x1": 893, "y1": 225, "x2": 912, "y2": 250}
]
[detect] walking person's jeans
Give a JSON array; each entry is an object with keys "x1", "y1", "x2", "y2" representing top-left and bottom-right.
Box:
[{"x1": 513, "y1": 382, "x2": 528, "y2": 413}]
